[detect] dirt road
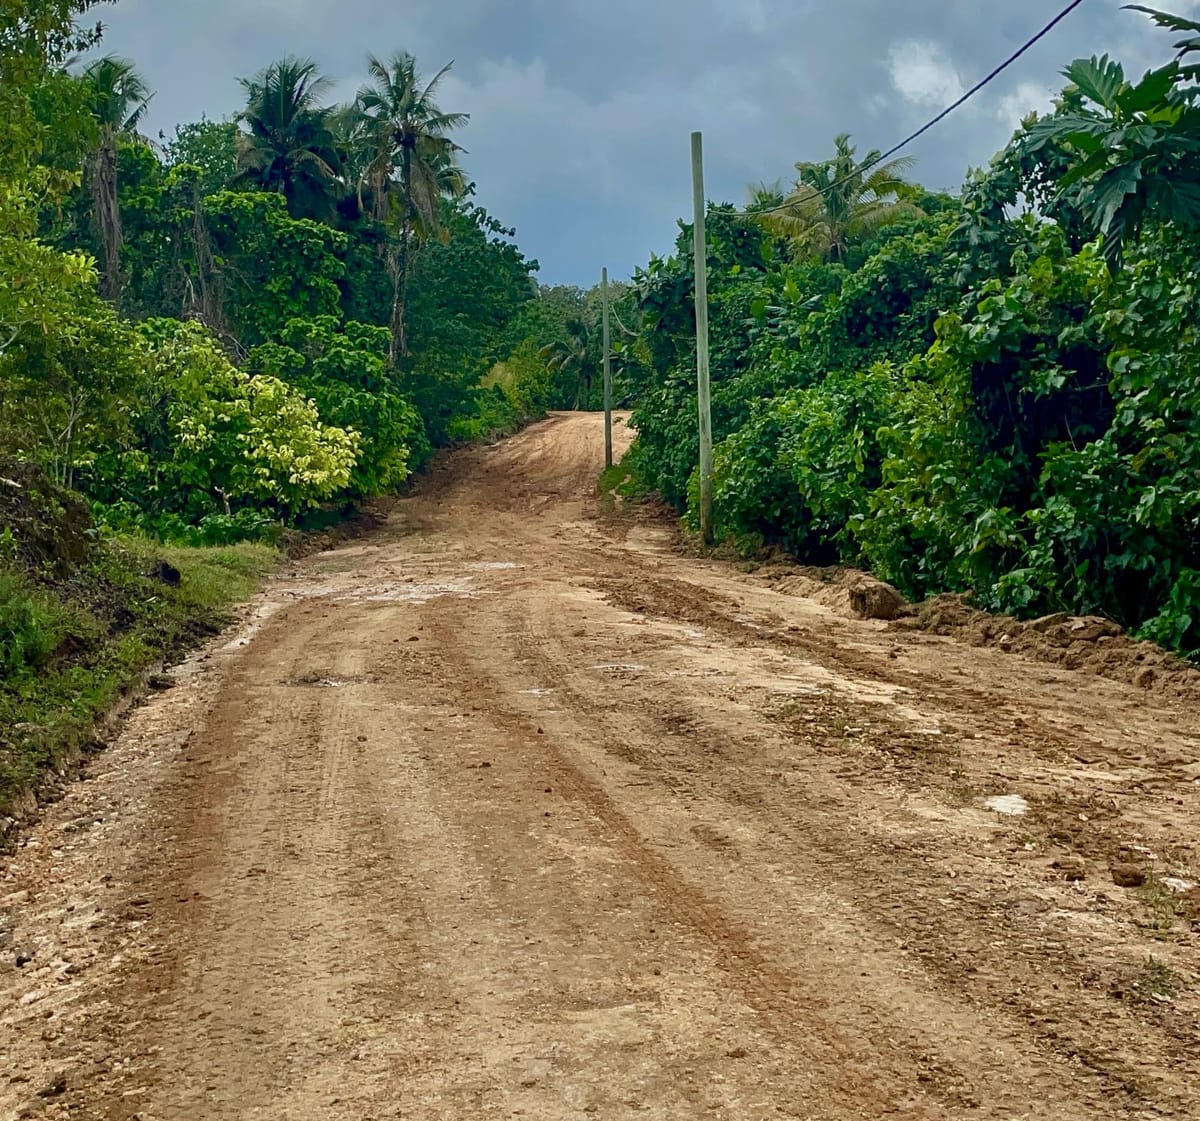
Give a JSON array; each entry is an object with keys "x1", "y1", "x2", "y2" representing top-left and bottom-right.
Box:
[{"x1": 3, "y1": 411, "x2": 1199, "y2": 1120}]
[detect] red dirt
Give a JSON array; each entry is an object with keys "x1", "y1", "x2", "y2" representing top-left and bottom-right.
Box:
[{"x1": 2, "y1": 412, "x2": 1197, "y2": 1120}]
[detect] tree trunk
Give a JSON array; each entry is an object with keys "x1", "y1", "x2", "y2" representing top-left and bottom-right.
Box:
[
  {"x1": 184, "y1": 190, "x2": 232, "y2": 345},
  {"x1": 91, "y1": 134, "x2": 123, "y2": 305},
  {"x1": 385, "y1": 145, "x2": 418, "y2": 364},
  {"x1": 386, "y1": 234, "x2": 409, "y2": 365}
]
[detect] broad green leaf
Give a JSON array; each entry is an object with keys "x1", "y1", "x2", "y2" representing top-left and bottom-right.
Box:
[
  {"x1": 1120, "y1": 62, "x2": 1180, "y2": 114},
  {"x1": 1123, "y1": 5, "x2": 1200, "y2": 38},
  {"x1": 1063, "y1": 55, "x2": 1126, "y2": 111},
  {"x1": 1148, "y1": 177, "x2": 1200, "y2": 224},
  {"x1": 1090, "y1": 161, "x2": 1144, "y2": 234}
]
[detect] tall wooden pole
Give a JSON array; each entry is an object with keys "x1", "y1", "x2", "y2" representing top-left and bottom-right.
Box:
[
  {"x1": 691, "y1": 131, "x2": 714, "y2": 545},
  {"x1": 602, "y1": 266, "x2": 613, "y2": 469}
]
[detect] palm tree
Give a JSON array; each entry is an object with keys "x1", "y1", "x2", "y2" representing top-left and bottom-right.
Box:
[
  {"x1": 761, "y1": 134, "x2": 923, "y2": 262},
  {"x1": 328, "y1": 103, "x2": 374, "y2": 208},
  {"x1": 79, "y1": 55, "x2": 153, "y2": 303},
  {"x1": 355, "y1": 51, "x2": 469, "y2": 361},
  {"x1": 540, "y1": 318, "x2": 598, "y2": 411},
  {"x1": 746, "y1": 180, "x2": 786, "y2": 214},
  {"x1": 234, "y1": 56, "x2": 341, "y2": 221}
]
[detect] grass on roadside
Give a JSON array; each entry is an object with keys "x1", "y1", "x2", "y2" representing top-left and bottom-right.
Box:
[
  {"x1": 598, "y1": 458, "x2": 651, "y2": 512},
  {"x1": 0, "y1": 536, "x2": 277, "y2": 821},
  {"x1": 159, "y1": 540, "x2": 278, "y2": 611}
]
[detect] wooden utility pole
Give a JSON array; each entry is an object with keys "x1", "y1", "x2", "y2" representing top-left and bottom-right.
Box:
[
  {"x1": 602, "y1": 266, "x2": 613, "y2": 469},
  {"x1": 691, "y1": 131, "x2": 714, "y2": 545}
]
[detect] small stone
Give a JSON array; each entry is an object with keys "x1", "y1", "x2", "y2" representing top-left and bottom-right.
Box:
[
  {"x1": 985, "y1": 794, "x2": 1029, "y2": 817},
  {"x1": 38, "y1": 1073, "x2": 67, "y2": 1098},
  {"x1": 1134, "y1": 667, "x2": 1157, "y2": 689},
  {"x1": 1110, "y1": 863, "x2": 1146, "y2": 888},
  {"x1": 1052, "y1": 856, "x2": 1086, "y2": 882}
]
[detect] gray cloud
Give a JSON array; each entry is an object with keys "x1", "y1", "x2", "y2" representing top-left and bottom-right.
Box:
[{"x1": 99, "y1": 0, "x2": 1186, "y2": 284}]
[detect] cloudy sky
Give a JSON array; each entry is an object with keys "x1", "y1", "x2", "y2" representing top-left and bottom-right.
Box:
[{"x1": 97, "y1": 0, "x2": 1190, "y2": 285}]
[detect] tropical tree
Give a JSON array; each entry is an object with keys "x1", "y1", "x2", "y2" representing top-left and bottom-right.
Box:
[
  {"x1": 354, "y1": 51, "x2": 468, "y2": 361},
  {"x1": 328, "y1": 102, "x2": 374, "y2": 206},
  {"x1": 163, "y1": 117, "x2": 239, "y2": 197},
  {"x1": 234, "y1": 56, "x2": 341, "y2": 222},
  {"x1": 539, "y1": 317, "x2": 598, "y2": 410},
  {"x1": 78, "y1": 54, "x2": 151, "y2": 303},
  {"x1": 1020, "y1": 7, "x2": 1200, "y2": 265},
  {"x1": 761, "y1": 133, "x2": 923, "y2": 262},
  {"x1": 746, "y1": 180, "x2": 786, "y2": 213},
  {"x1": 137, "y1": 319, "x2": 360, "y2": 516},
  {"x1": 1, "y1": 1, "x2": 109, "y2": 153}
]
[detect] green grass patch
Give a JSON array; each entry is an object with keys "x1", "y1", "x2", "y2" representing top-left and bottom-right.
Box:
[
  {"x1": 160, "y1": 541, "x2": 278, "y2": 612},
  {"x1": 1132, "y1": 956, "x2": 1182, "y2": 1003},
  {"x1": 598, "y1": 458, "x2": 651, "y2": 512},
  {"x1": 0, "y1": 536, "x2": 278, "y2": 822}
]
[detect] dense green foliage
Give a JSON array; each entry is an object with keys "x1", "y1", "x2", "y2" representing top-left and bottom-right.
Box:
[
  {"x1": 1, "y1": 0, "x2": 599, "y2": 553},
  {"x1": 624, "y1": 8, "x2": 1200, "y2": 661}
]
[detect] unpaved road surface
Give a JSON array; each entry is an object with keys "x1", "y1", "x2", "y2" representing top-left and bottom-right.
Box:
[{"x1": 3, "y1": 412, "x2": 1199, "y2": 1120}]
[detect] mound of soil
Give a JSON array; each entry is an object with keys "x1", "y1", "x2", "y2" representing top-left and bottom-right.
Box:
[
  {"x1": 0, "y1": 459, "x2": 93, "y2": 578},
  {"x1": 281, "y1": 498, "x2": 396, "y2": 559},
  {"x1": 848, "y1": 578, "x2": 907, "y2": 621},
  {"x1": 753, "y1": 564, "x2": 889, "y2": 615},
  {"x1": 0, "y1": 460, "x2": 185, "y2": 646},
  {"x1": 751, "y1": 558, "x2": 1200, "y2": 699},
  {"x1": 896, "y1": 593, "x2": 1200, "y2": 699}
]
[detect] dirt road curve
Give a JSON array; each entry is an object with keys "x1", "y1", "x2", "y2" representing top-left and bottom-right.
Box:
[{"x1": 3, "y1": 412, "x2": 1199, "y2": 1120}]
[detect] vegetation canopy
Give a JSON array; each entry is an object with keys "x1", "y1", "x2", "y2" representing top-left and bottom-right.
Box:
[{"x1": 621, "y1": 5, "x2": 1200, "y2": 664}]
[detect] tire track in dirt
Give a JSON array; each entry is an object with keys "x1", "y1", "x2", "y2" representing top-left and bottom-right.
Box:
[
  {"x1": 463, "y1": 573, "x2": 1197, "y2": 1117},
  {"x1": 569, "y1": 561, "x2": 1200, "y2": 1114}
]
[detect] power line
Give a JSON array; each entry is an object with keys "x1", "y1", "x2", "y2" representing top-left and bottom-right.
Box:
[{"x1": 750, "y1": 0, "x2": 1089, "y2": 218}]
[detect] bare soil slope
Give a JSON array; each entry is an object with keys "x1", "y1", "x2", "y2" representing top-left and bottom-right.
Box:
[{"x1": 3, "y1": 411, "x2": 1198, "y2": 1120}]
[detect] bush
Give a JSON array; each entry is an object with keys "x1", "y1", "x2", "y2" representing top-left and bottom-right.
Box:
[
  {"x1": 0, "y1": 567, "x2": 78, "y2": 676},
  {"x1": 707, "y1": 364, "x2": 894, "y2": 560},
  {"x1": 88, "y1": 319, "x2": 360, "y2": 523},
  {"x1": 249, "y1": 316, "x2": 429, "y2": 496}
]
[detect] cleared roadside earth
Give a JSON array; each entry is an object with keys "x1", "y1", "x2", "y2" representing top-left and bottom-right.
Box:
[{"x1": 2, "y1": 411, "x2": 1198, "y2": 1120}]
